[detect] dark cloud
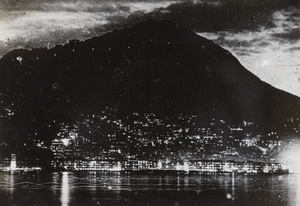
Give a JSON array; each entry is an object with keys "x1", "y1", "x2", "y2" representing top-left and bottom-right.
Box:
[
  {"x1": 236, "y1": 48, "x2": 262, "y2": 54},
  {"x1": 235, "y1": 51, "x2": 251, "y2": 56},
  {"x1": 286, "y1": 46, "x2": 300, "y2": 52},
  {"x1": 272, "y1": 28, "x2": 300, "y2": 42},
  {"x1": 222, "y1": 39, "x2": 261, "y2": 48},
  {"x1": 258, "y1": 41, "x2": 271, "y2": 47},
  {"x1": 151, "y1": 0, "x2": 299, "y2": 33}
]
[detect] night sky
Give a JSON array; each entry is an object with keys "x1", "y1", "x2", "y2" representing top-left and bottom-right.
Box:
[{"x1": 0, "y1": 0, "x2": 299, "y2": 96}]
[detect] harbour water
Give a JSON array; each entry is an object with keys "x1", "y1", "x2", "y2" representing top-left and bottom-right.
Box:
[{"x1": 0, "y1": 171, "x2": 300, "y2": 206}]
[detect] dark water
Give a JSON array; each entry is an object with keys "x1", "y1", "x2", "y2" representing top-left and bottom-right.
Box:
[{"x1": 0, "y1": 171, "x2": 299, "y2": 206}]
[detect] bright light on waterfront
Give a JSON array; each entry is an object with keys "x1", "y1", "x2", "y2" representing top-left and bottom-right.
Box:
[
  {"x1": 10, "y1": 155, "x2": 16, "y2": 171},
  {"x1": 283, "y1": 149, "x2": 300, "y2": 173}
]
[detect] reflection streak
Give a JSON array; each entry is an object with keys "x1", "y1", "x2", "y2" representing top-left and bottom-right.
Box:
[{"x1": 61, "y1": 172, "x2": 70, "y2": 206}]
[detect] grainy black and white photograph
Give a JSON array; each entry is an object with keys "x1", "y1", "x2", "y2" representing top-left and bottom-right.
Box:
[{"x1": 0, "y1": 0, "x2": 300, "y2": 205}]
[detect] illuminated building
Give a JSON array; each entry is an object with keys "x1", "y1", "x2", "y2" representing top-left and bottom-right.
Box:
[{"x1": 10, "y1": 154, "x2": 16, "y2": 171}]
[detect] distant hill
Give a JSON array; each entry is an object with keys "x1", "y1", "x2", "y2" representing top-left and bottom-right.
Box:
[{"x1": 0, "y1": 20, "x2": 300, "y2": 151}]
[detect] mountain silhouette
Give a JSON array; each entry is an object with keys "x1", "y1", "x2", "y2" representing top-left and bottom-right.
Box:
[{"x1": 0, "y1": 20, "x2": 300, "y2": 149}]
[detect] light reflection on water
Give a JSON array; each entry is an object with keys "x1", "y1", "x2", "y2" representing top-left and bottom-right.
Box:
[
  {"x1": 9, "y1": 172, "x2": 14, "y2": 195},
  {"x1": 61, "y1": 172, "x2": 69, "y2": 206},
  {"x1": 297, "y1": 175, "x2": 300, "y2": 205},
  {"x1": 232, "y1": 174, "x2": 235, "y2": 199},
  {"x1": 287, "y1": 174, "x2": 300, "y2": 206},
  {"x1": 1, "y1": 171, "x2": 300, "y2": 205}
]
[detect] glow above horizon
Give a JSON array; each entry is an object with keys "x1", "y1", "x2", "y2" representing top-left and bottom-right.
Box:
[{"x1": 280, "y1": 147, "x2": 300, "y2": 174}]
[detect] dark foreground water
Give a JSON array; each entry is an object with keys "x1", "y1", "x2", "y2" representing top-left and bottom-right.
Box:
[{"x1": 0, "y1": 171, "x2": 299, "y2": 206}]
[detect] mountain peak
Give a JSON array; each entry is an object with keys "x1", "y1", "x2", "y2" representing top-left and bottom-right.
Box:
[{"x1": 0, "y1": 20, "x2": 300, "y2": 148}]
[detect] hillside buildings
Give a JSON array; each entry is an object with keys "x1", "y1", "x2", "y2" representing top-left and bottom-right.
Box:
[{"x1": 45, "y1": 107, "x2": 296, "y2": 173}]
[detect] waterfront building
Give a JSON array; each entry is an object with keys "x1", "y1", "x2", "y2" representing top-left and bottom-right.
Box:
[{"x1": 10, "y1": 154, "x2": 16, "y2": 171}]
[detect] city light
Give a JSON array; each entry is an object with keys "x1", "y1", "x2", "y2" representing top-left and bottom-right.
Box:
[{"x1": 61, "y1": 138, "x2": 70, "y2": 147}]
